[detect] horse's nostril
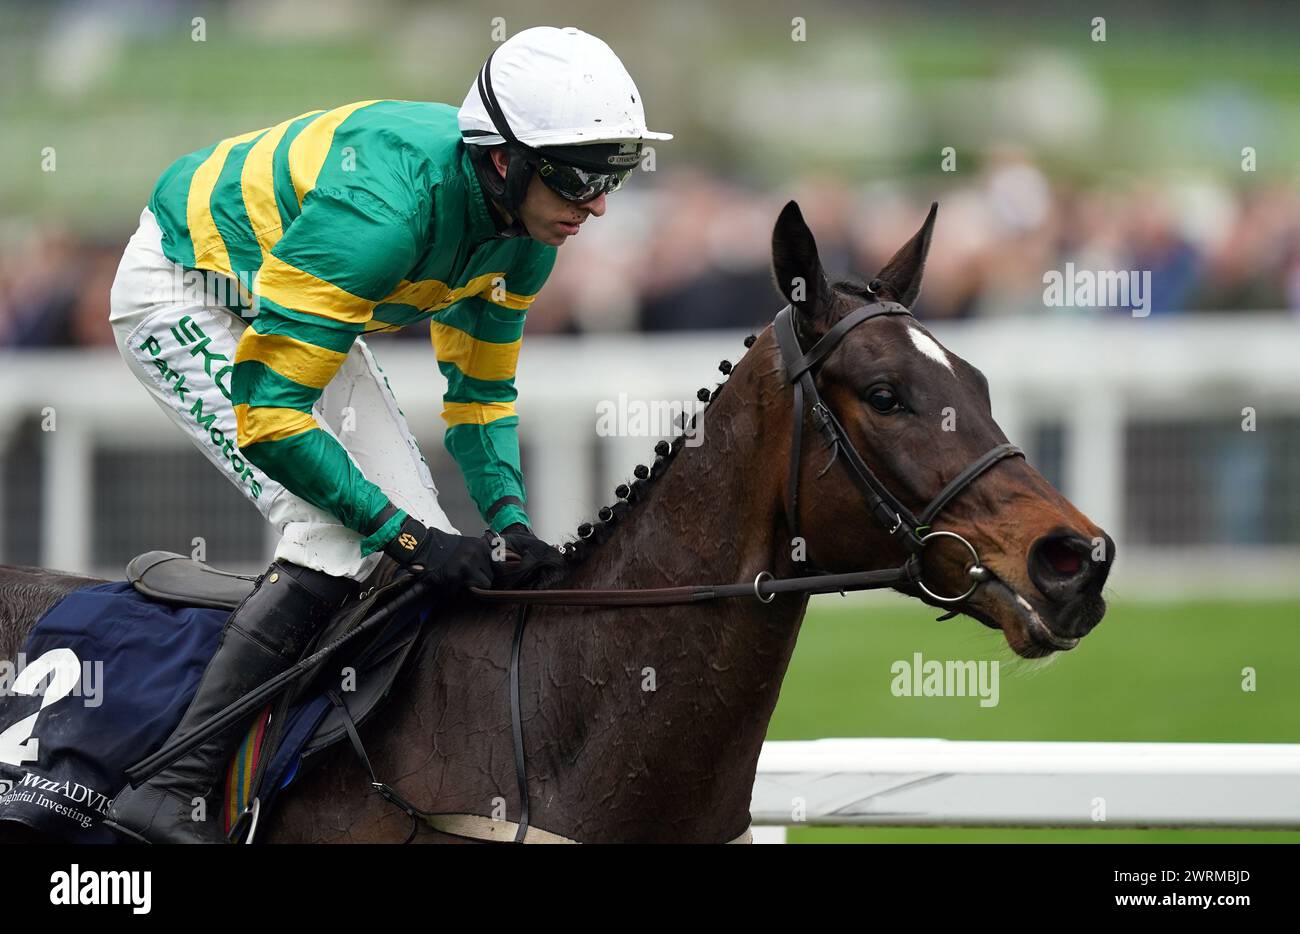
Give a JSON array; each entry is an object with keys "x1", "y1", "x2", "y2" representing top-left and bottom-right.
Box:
[
  {"x1": 1040, "y1": 538, "x2": 1083, "y2": 577},
  {"x1": 1028, "y1": 533, "x2": 1105, "y2": 605}
]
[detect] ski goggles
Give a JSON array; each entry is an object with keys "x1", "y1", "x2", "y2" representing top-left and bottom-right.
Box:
[{"x1": 533, "y1": 155, "x2": 633, "y2": 203}]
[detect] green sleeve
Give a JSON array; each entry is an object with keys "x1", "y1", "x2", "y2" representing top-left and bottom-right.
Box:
[{"x1": 431, "y1": 240, "x2": 557, "y2": 533}]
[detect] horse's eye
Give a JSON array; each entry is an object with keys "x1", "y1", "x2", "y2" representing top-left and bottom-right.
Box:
[{"x1": 867, "y1": 385, "x2": 900, "y2": 414}]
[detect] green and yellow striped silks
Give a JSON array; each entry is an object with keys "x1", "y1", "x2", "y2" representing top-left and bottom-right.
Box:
[{"x1": 149, "y1": 100, "x2": 557, "y2": 544}]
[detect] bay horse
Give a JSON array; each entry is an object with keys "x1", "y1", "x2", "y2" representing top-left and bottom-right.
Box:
[{"x1": 0, "y1": 201, "x2": 1112, "y2": 843}]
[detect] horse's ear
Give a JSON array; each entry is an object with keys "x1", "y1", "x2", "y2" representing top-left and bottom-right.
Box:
[
  {"x1": 772, "y1": 200, "x2": 832, "y2": 322},
  {"x1": 873, "y1": 201, "x2": 938, "y2": 307}
]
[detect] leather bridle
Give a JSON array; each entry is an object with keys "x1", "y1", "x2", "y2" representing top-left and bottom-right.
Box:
[
  {"x1": 773, "y1": 301, "x2": 1025, "y2": 605},
  {"x1": 476, "y1": 300, "x2": 1025, "y2": 610}
]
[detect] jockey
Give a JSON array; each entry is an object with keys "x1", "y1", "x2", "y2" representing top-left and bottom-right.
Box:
[{"x1": 104, "y1": 26, "x2": 670, "y2": 844}]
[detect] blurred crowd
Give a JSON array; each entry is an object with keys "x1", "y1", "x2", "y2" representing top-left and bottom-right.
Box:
[{"x1": 4, "y1": 156, "x2": 1300, "y2": 349}]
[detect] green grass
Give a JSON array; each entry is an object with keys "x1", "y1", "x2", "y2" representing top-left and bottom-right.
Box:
[{"x1": 768, "y1": 597, "x2": 1300, "y2": 843}]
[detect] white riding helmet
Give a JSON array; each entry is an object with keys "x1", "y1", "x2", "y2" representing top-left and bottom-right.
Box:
[{"x1": 459, "y1": 26, "x2": 673, "y2": 151}]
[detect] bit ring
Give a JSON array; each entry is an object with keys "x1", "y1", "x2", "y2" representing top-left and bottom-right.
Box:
[{"x1": 916, "y1": 530, "x2": 984, "y2": 604}]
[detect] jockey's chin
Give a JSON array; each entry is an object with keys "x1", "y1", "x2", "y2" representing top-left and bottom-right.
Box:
[{"x1": 519, "y1": 176, "x2": 606, "y2": 246}]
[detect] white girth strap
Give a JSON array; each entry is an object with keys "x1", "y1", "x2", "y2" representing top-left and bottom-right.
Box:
[{"x1": 422, "y1": 812, "x2": 753, "y2": 844}]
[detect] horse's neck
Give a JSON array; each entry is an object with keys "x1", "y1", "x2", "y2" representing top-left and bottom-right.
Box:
[
  {"x1": 541, "y1": 338, "x2": 809, "y2": 838},
  {"x1": 578, "y1": 409, "x2": 782, "y2": 585}
]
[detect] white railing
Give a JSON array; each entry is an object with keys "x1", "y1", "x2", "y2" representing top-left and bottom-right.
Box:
[
  {"x1": 1, "y1": 314, "x2": 1299, "y2": 592},
  {"x1": 751, "y1": 738, "x2": 1300, "y2": 835}
]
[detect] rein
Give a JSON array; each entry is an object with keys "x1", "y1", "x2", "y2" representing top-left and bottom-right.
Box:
[{"x1": 469, "y1": 566, "x2": 914, "y2": 607}]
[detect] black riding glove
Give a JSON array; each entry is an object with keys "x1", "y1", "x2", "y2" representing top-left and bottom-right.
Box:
[
  {"x1": 383, "y1": 516, "x2": 494, "y2": 593},
  {"x1": 487, "y1": 523, "x2": 561, "y2": 585},
  {"x1": 500, "y1": 523, "x2": 555, "y2": 560}
]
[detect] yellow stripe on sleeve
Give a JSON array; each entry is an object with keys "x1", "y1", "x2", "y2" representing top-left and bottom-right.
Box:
[
  {"x1": 235, "y1": 331, "x2": 346, "y2": 389},
  {"x1": 240, "y1": 110, "x2": 324, "y2": 260},
  {"x1": 383, "y1": 278, "x2": 452, "y2": 310},
  {"x1": 457, "y1": 272, "x2": 538, "y2": 310},
  {"x1": 287, "y1": 100, "x2": 381, "y2": 206},
  {"x1": 429, "y1": 321, "x2": 521, "y2": 382},
  {"x1": 441, "y1": 401, "x2": 517, "y2": 427},
  {"x1": 255, "y1": 254, "x2": 376, "y2": 324},
  {"x1": 484, "y1": 286, "x2": 537, "y2": 311},
  {"x1": 380, "y1": 272, "x2": 539, "y2": 313},
  {"x1": 188, "y1": 128, "x2": 266, "y2": 273},
  {"x1": 233, "y1": 404, "x2": 319, "y2": 447}
]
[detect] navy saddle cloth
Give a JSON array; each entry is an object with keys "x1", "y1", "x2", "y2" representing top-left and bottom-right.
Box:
[{"x1": 0, "y1": 581, "x2": 424, "y2": 842}]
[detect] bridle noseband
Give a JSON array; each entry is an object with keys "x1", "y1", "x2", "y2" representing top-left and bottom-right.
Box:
[{"x1": 773, "y1": 302, "x2": 1024, "y2": 606}]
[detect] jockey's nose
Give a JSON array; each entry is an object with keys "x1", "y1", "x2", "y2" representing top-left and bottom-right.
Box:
[{"x1": 582, "y1": 193, "x2": 607, "y2": 217}]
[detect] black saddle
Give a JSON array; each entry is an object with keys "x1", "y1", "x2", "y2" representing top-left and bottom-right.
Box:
[{"x1": 126, "y1": 550, "x2": 257, "y2": 610}]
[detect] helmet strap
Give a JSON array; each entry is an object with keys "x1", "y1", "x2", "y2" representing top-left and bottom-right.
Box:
[
  {"x1": 467, "y1": 144, "x2": 535, "y2": 239},
  {"x1": 501, "y1": 145, "x2": 537, "y2": 221}
]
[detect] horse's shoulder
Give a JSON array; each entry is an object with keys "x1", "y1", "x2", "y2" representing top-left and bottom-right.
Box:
[{"x1": 0, "y1": 566, "x2": 106, "y2": 656}]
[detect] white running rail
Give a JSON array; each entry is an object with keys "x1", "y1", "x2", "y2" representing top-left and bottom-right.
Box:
[{"x1": 751, "y1": 738, "x2": 1300, "y2": 830}]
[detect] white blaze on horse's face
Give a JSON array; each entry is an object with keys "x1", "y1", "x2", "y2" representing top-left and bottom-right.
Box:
[{"x1": 905, "y1": 325, "x2": 954, "y2": 373}]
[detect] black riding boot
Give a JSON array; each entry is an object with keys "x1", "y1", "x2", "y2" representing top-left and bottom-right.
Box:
[{"x1": 104, "y1": 559, "x2": 356, "y2": 844}]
